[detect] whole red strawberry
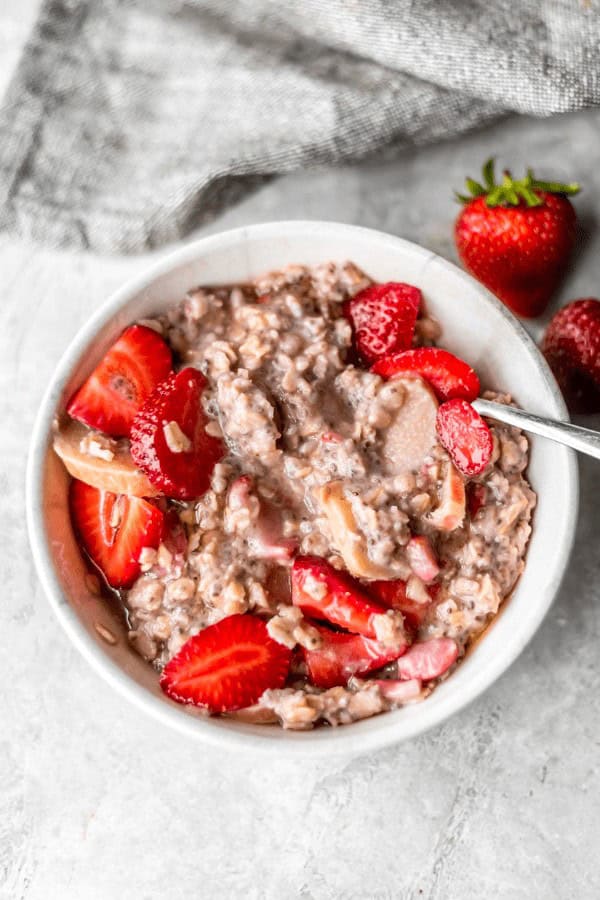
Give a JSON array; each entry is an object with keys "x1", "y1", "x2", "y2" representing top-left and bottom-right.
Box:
[
  {"x1": 542, "y1": 299, "x2": 600, "y2": 413},
  {"x1": 454, "y1": 159, "x2": 579, "y2": 318}
]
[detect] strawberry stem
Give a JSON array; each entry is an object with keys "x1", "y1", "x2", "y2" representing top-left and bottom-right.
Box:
[{"x1": 455, "y1": 158, "x2": 580, "y2": 207}]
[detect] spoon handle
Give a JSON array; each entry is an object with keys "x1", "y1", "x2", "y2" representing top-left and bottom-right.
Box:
[{"x1": 472, "y1": 398, "x2": 600, "y2": 461}]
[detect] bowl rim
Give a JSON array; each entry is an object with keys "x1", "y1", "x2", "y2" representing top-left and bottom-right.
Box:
[{"x1": 26, "y1": 220, "x2": 579, "y2": 757}]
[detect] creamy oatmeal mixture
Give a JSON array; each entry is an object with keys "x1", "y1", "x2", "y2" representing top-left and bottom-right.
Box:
[{"x1": 106, "y1": 261, "x2": 537, "y2": 729}]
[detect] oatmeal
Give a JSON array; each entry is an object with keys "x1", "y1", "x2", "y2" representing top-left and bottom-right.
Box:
[{"x1": 55, "y1": 262, "x2": 536, "y2": 730}]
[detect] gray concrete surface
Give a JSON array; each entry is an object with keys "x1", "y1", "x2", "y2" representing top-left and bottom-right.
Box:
[{"x1": 2, "y1": 3, "x2": 600, "y2": 898}]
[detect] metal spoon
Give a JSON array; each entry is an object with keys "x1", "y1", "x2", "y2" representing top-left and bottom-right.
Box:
[{"x1": 473, "y1": 398, "x2": 600, "y2": 461}]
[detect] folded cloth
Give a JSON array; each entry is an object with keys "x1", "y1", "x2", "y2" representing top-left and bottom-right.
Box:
[{"x1": 0, "y1": 0, "x2": 598, "y2": 253}]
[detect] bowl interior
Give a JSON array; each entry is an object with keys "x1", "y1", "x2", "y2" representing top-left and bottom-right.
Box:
[{"x1": 29, "y1": 222, "x2": 577, "y2": 755}]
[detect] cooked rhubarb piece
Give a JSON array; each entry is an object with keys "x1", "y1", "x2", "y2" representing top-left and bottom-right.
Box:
[
  {"x1": 406, "y1": 535, "x2": 440, "y2": 583},
  {"x1": 395, "y1": 638, "x2": 458, "y2": 681}
]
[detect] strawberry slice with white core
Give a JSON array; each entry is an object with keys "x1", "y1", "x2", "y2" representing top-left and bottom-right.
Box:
[
  {"x1": 436, "y1": 399, "x2": 493, "y2": 476},
  {"x1": 160, "y1": 614, "x2": 292, "y2": 712},
  {"x1": 406, "y1": 535, "x2": 440, "y2": 583},
  {"x1": 70, "y1": 479, "x2": 164, "y2": 588},
  {"x1": 292, "y1": 556, "x2": 395, "y2": 640},
  {"x1": 67, "y1": 325, "x2": 172, "y2": 437},
  {"x1": 343, "y1": 282, "x2": 421, "y2": 364},
  {"x1": 130, "y1": 368, "x2": 224, "y2": 500},
  {"x1": 395, "y1": 638, "x2": 458, "y2": 681},
  {"x1": 303, "y1": 625, "x2": 408, "y2": 689},
  {"x1": 372, "y1": 347, "x2": 480, "y2": 402}
]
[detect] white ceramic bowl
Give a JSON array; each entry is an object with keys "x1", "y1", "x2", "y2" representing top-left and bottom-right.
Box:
[{"x1": 27, "y1": 221, "x2": 578, "y2": 756}]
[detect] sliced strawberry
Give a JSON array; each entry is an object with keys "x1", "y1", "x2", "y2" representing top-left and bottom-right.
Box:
[
  {"x1": 372, "y1": 347, "x2": 480, "y2": 402},
  {"x1": 406, "y1": 536, "x2": 440, "y2": 583},
  {"x1": 343, "y1": 282, "x2": 421, "y2": 364},
  {"x1": 265, "y1": 566, "x2": 292, "y2": 607},
  {"x1": 369, "y1": 578, "x2": 409, "y2": 610},
  {"x1": 130, "y1": 368, "x2": 224, "y2": 500},
  {"x1": 67, "y1": 325, "x2": 172, "y2": 437},
  {"x1": 395, "y1": 638, "x2": 458, "y2": 681},
  {"x1": 161, "y1": 508, "x2": 189, "y2": 557},
  {"x1": 160, "y1": 614, "x2": 291, "y2": 712},
  {"x1": 291, "y1": 556, "x2": 389, "y2": 639},
  {"x1": 369, "y1": 579, "x2": 432, "y2": 631},
  {"x1": 467, "y1": 482, "x2": 488, "y2": 518},
  {"x1": 70, "y1": 479, "x2": 164, "y2": 588},
  {"x1": 303, "y1": 625, "x2": 407, "y2": 689},
  {"x1": 436, "y1": 399, "x2": 493, "y2": 476}
]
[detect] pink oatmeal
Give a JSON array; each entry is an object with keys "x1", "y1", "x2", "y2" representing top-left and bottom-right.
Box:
[{"x1": 58, "y1": 262, "x2": 536, "y2": 729}]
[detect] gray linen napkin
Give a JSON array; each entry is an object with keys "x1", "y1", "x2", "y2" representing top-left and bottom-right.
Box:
[{"x1": 0, "y1": 0, "x2": 598, "y2": 253}]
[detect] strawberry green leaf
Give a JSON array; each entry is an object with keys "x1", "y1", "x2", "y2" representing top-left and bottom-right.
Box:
[
  {"x1": 465, "y1": 177, "x2": 486, "y2": 197},
  {"x1": 486, "y1": 185, "x2": 505, "y2": 206},
  {"x1": 482, "y1": 158, "x2": 496, "y2": 190},
  {"x1": 501, "y1": 174, "x2": 519, "y2": 205},
  {"x1": 530, "y1": 179, "x2": 580, "y2": 195},
  {"x1": 458, "y1": 160, "x2": 580, "y2": 208},
  {"x1": 519, "y1": 185, "x2": 543, "y2": 207}
]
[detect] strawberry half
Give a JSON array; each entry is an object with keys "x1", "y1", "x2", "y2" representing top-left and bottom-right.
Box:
[
  {"x1": 70, "y1": 479, "x2": 164, "y2": 588},
  {"x1": 160, "y1": 614, "x2": 291, "y2": 712},
  {"x1": 343, "y1": 282, "x2": 421, "y2": 365},
  {"x1": 542, "y1": 298, "x2": 600, "y2": 413},
  {"x1": 454, "y1": 159, "x2": 579, "y2": 318},
  {"x1": 436, "y1": 399, "x2": 493, "y2": 476},
  {"x1": 395, "y1": 638, "x2": 458, "y2": 681},
  {"x1": 291, "y1": 556, "x2": 390, "y2": 639},
  {"x1": 372, "y1": 347, "x2": 480, "y2": 402},
  {"x1": 130, "y1": 368, "x2": 224, "y2": 500},
  {"x1": 303, "y1": 625, "x2": 407, "y2": 689},
  {"x1": 67, "y1": 325, "x2": 172, "y2": 437}
]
